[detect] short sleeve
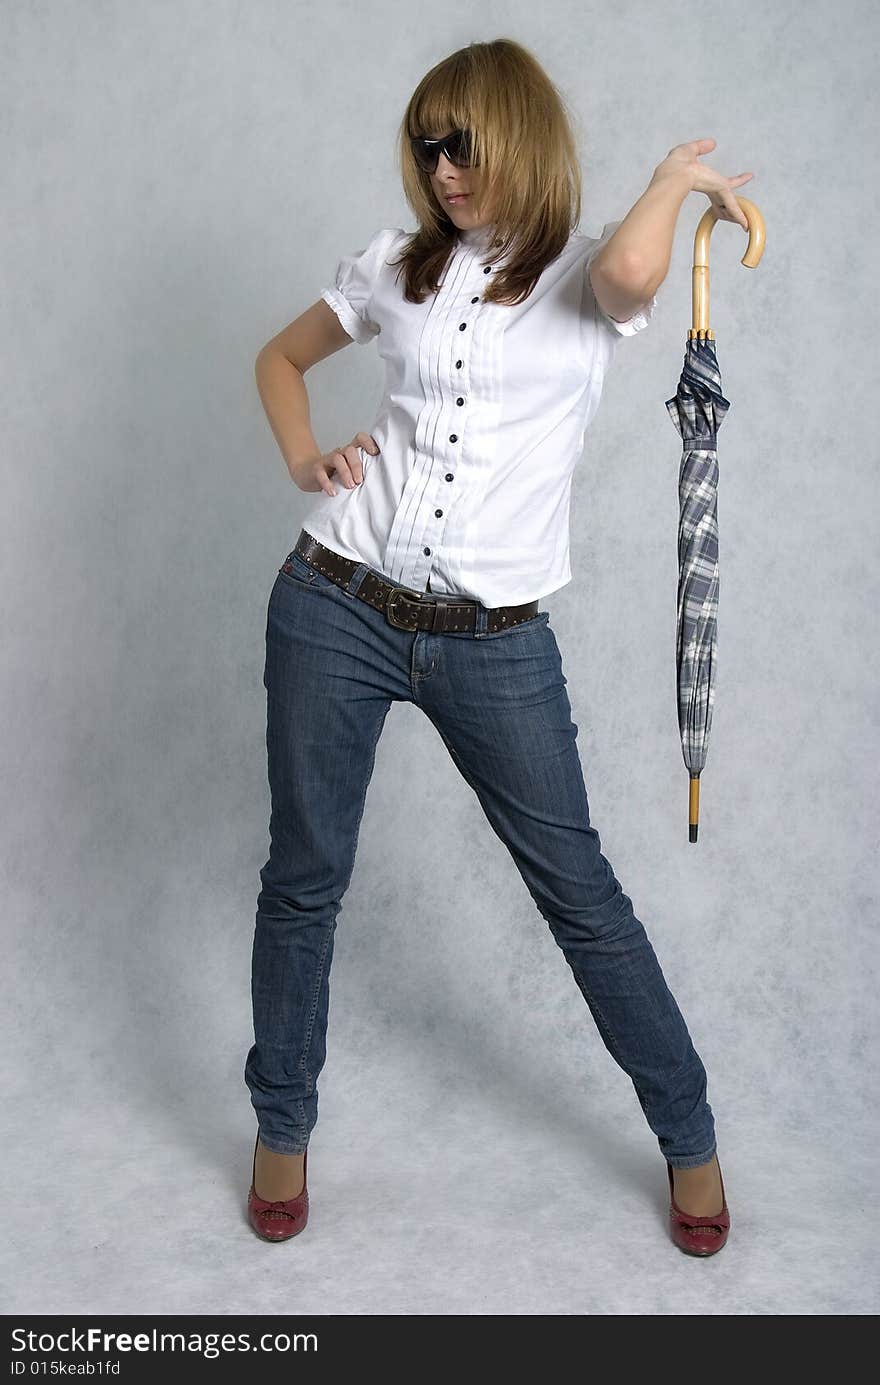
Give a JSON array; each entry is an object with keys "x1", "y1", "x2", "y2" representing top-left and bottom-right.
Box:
[
  {"x1": 320, "y1": 227, "x2": 402, "y2": 345},
  {"x1": 584, "y1": 220, "x2": 656, "y2": 338}
]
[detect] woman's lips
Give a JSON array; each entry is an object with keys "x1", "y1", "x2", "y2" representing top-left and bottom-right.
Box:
[{"x1": 446, "y1": 194, "x2": 469, "y2": 204}]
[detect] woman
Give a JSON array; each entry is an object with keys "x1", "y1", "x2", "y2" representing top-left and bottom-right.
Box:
[{"x1": 244, "y1": 38, "x2": 752, "y2": 1255}]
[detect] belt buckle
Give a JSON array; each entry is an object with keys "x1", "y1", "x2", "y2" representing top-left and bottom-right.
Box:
[{"x1": 385, "y1": 584, "x2": 425, "y2": 630}]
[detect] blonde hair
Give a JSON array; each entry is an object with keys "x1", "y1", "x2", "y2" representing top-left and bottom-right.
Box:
[{"x1": 390, "y1": 38, "x2": 584, "y2": 307}]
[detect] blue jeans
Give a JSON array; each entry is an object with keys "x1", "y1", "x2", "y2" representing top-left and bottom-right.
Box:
[{"x1": 244, "y1": 547, "x2": 718, "y2": 1169}]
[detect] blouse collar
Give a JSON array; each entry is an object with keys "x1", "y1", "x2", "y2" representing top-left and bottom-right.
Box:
[{"x1": 458, "y1": 221, "x2": 499, "y2": 249}]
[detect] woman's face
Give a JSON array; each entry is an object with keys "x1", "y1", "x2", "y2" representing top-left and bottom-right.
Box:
[{"x1": 426, "y1": 134, "x2": 490, "y2": 230}]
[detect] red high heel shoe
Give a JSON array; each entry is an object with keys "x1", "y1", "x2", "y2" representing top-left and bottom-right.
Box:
[
  {"x1": 247, "y1": 1133, "x2": 309, "y2": 1242},
  {"x1": 667, "y1": 1157, "x2": 730, "y2": 1256}
]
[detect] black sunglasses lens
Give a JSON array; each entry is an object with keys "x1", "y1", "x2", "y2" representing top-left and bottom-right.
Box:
[
  {"x1": 447, "y1": 129, "x2": 473, "y2": 166},
  {"x1": 412, "y1": 138, "x2": 437, "y2": 172},
  {"x1": 412, "y1": 129, "x2": 477, "y2": 173}
]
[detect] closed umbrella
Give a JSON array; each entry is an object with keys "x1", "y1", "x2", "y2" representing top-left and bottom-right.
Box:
[{"x1": 664, "y1": 197, "x2": 766, "y2": 841}]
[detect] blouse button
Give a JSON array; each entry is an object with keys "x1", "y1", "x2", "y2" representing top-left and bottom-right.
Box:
[
  {"x1": 471, "y1": 296, "x2": 479, "y2": 304},
  {"x1": 434, "y1": 508, "x2": 443, "y2": 517},
  {"x1": 455, "y1": 359, "x2": 463, "y2": 368},
  {"x1": 456, "y1": 397, "x2": 464, "y2": 405},
  {"x1": 423, "y1": 546, "x2": 431, "y2": 556},
  {"x1": 483, "y1": 266, "x2": 491, "y2": 274},
  {"x1": 445, "y1": 473, "x2": 454, "y2": 481},
  {"x1": 458, "y1": 322, "x2": 467, "y2": 331},
  {"x1": 449, "y1": 434, "x2": 458, "y2": 443}
]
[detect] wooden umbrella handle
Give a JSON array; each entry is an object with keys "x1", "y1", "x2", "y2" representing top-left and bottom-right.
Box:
[{"x1": 690, "y1": 196, "x2": 766, "y2": 339}]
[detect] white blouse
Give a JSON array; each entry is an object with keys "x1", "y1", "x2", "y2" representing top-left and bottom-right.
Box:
[{"x1": 301, "y1": 218, "x2": 656, "y2": 607}]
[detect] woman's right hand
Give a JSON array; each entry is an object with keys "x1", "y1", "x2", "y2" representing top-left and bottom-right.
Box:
[{"x1": 297, "y1": 432, "x2": 381, "y2": 496}]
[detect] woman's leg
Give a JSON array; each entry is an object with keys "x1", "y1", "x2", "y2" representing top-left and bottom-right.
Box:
[
  {"x1": 415, "y1": 613, "x2": 718, "y2": 1170},
  {"x1": 244, "y1": 559, "x2": 400, "y2": 1161}
]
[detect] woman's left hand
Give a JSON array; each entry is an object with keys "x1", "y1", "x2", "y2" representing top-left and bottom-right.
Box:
[{"x1": 652, "y1": 137, "x2": 754, "y2": 229}]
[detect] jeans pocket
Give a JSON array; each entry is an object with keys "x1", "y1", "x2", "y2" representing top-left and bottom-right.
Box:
[
  {"x1": 277, "y1": 551, "x2": 317, "y2": 586},
  {"x1": 277, "y1": 549, "x2": 340, "y2": 591}
]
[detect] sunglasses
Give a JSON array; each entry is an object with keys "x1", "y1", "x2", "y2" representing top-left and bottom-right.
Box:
[{"x1": 410, "y1": 128, "x2": 479, "y2": 175}]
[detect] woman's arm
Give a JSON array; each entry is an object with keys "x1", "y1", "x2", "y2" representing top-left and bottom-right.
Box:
[
  {"x1": 255, "y1": 299, "x2": 352, "y2": 490},
  {"x1": 589, "y1": 137, "x2": 754, "y2": 318}
]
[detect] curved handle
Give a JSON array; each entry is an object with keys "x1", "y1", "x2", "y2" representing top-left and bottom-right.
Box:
[{"x1": 691, "y1": 195, "x2": 766, "y2": 338}]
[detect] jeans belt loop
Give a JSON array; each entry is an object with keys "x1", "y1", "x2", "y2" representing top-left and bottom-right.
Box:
[{"x1": 430, "y1": 600, "x2": 450, "y2": 634}]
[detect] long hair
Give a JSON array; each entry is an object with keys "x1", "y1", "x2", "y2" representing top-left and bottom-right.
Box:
[{"x1": 389, "y1": 38, "x2": 583, "y2": 308}]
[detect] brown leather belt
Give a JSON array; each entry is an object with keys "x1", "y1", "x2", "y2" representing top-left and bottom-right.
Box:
[{"x1": 290, "y1": 530, "x2": 539, "y2": 635}]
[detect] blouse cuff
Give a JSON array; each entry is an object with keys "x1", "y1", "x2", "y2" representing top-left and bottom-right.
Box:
[
  {"x1": 587, "y1": 220, "x2": 657, "y2": 337},
  {"x1": 320, "y1": 286, "x2": 377, "y2": 345},
  {"x1": 601, "y1": 292, "x2": 657, "y2": 337}
]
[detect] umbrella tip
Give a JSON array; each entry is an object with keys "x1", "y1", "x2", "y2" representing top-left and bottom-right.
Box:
[{"x1": 689, "y1": 823, "x2": 699, "y2": 844}]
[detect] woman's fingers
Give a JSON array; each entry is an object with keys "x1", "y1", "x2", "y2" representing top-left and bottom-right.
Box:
[
  {"x1": 717, "y1": 179, "x2": 752, "y2": 229},
  {"x1": 314, "y1": 448, "x2": 354, "y2": 497},
  {"x1": 356, "y1": 431, "x2": 381, "y2": 455},
  {"x1": 331, "y1": 448, "x2": 358, "y2": 491},
  {"x1": 317, "y1": 462, "x2": 338, "y2": 497},
  {"x1": 350, "y1": 433, "x2": 381, "y2": 485},
  {"x1": 356, "y1": 432, "x2": 381, "y2": 464},
  {"x1": 320, "y1": 433, "x2": 381, "y2": 496}
]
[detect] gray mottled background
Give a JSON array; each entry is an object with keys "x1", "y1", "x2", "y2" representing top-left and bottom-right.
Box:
[{"x1": 3, "y1": 0, "x2": 877, "y2": 1316}]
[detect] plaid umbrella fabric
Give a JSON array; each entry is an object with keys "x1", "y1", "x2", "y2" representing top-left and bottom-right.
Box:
[{"x1": 665, "y1": 340, "x2": 731, "y2": 843}]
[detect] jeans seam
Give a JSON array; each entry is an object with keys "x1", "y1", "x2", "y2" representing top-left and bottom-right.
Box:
[
  {"x1": 298, "y1": 927, "x2": 332, "y2": 1075},
  {"x1": 296, "y1": 924, "x2": 334, "y2": 1146}
]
